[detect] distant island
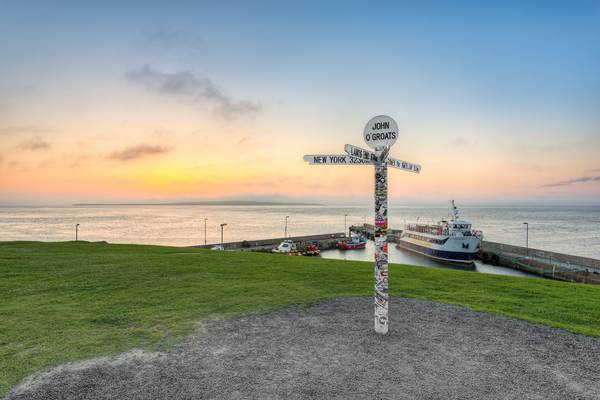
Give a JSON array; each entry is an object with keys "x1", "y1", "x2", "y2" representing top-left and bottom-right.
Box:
[{"x1": 72, "y1": 201, "x2": 322, "y2": 206}]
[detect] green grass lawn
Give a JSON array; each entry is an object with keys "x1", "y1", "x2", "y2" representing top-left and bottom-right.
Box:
[{"x1": 1, "y1": 241, "x2": 600, "y2": 395}]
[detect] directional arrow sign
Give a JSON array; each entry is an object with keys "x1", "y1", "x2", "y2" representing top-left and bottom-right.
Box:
[
  {"x1": 387, "y1": 157, "x2": 422, "y2": 173},
  {"x1": 345, "y1": 144, "x2": 421, "y2": 173},
  {"x1": 303, "y1": 154, "x2": 373, "y2": 165},
  {"x1": 344, "y1": 144, "x2": 377, "y2": 161}
]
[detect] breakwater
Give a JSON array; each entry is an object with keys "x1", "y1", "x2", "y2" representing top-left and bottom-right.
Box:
[
  {"x1": 350, "y1": 224, "x2": 401, "y2": 241},
  {"x1": 193, "y1": 232, "x2": 346, "y2": 252},
  {"x1": 480, "y1": 241, "x2": 600, "y2": 284}
]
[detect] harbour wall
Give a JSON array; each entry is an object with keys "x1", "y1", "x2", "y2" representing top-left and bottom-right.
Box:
[
  {"x1": 193, "y1": 232, "x2": 346, "y2": 252},
  {"x1": 480, "y1": 241, "x2": 600, "y2": 284},
  {"x1": 350, "y1": 224, "x2": 401, "y2": 242}
]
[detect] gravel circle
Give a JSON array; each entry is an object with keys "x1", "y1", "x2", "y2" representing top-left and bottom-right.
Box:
[{"x1": 6, "y1": 298, "x2": 600, "y2": 400}]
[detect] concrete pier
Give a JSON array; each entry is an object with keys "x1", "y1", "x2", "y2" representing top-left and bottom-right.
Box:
[
  {"x1": 193, "y1": 232, "x2": 346, "y2": 252},
  {"x1": 480, "y1": 241, "x2": 600, "y2": 284},
  {"x1": 350, "y1": 224, "x2": 402, "y2": 242}
]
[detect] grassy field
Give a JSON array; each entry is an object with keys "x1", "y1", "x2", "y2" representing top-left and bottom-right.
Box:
[{"x1": 1, "y1": 241, "x2": 600, "y2": 395}]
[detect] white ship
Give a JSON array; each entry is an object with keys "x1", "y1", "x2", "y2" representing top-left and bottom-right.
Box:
[{"x1": 397, "y1": 201, "x2": 484, "y2": 264}]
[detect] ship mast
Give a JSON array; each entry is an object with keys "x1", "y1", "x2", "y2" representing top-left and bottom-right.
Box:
[{"x1": 450, "y1": 200, "x2": 459, "y2": 221}]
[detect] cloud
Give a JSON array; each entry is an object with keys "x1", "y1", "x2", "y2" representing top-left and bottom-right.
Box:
[
  {"x1": 18, "y1": 137, "x2": 51, "y2": 151},
  {"x1": 67, "y1": 154, "x2": 91, "y2": 168},
  {"x1": 1, "y1": 125, "x2": 54, "y2": 135},
  {"x1": 125, "y1": 65, "x2": 261, "y2": 117},
  {"x1": 543, "y1": 175, "x2": 600, "y2": 187},
  {"x1": 109, "y1": 144, "x2": 171, "y2": 161}
]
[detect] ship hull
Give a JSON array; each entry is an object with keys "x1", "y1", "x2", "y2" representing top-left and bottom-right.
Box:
[{"x1": 398, "y1": 239, "x2": 478, "y2": 264}]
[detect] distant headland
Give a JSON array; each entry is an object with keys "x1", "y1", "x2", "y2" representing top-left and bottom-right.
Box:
[{"x1": 72, "y1": 201, "x2": 322, "y2": 207}]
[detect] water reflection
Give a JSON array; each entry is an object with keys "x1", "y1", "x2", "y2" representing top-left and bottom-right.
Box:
[{"x1": 320, "y1": 240, "x2": 538, "y2": 278}]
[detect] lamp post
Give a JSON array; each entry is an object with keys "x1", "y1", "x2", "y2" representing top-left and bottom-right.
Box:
[
  {"x1": 344, "y1": 214, "x2": 348, "y2": 237},
  {"x1": 220, "y1": 223, "x2": 227, "y2": 248},
  {"x1": 204, "y1": 218, "x2": 208, "y2": 245},
  {"x1": 75, "y1": 224, "x2": 80, "y2": 241},
  {"x1": 284, "y1": 216, "x2": 289, "y2": 238},
  {"x1": 523, "y1": 222, "x2": 529, "y2": 257}
]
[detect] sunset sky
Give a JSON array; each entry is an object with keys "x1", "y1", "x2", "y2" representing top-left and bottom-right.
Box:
[{"x1": 1, "y1": 1, "x2": 599, "y2": 205}]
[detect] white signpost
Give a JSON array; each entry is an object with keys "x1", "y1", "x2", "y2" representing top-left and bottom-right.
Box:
[
  {"x1": 344, "y1": 144, "x2": 421, "y2": 173},
  {"x1": 302, "y1": 154, "x2": 373, "y2": 165},
  {"x1": 304, "y1": 115, "x2": 422, "y2": 334}
]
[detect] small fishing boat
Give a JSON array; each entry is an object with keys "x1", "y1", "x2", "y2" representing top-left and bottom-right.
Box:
[
  {"x1": 272, "y1": 240, "x2": 297, "y2": 254},
  {"x1": 337, "y1": 235, "x2": 367, "y2": 250},
  {"x1": 302, "y1": 244, "x2": 321, "y2": 256}
]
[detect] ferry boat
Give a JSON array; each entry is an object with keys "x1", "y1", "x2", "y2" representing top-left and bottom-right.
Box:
[{"x1": 397, "y1": 201, "x2": 483, "y2": 264}]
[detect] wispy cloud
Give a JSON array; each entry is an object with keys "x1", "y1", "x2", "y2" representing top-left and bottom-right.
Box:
[
  {"x1": 18, "y1": 137, "x2": 51, "y2": 151},
  {"x1": 125, "y1": 65, "x2": 261, "y2": 117},
  {"x1": 543, "y1": 175, "x2": 600, "y2": 187},
  {"x1": 1, "y1": 125, "x2": 54, "y2": 135},
  {"x1": 109, "y1": 144, "x2": 171, "y2": 161}
]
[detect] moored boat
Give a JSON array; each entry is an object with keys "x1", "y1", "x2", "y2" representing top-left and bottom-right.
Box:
[
  {"x1": 272, "y1": 240, "x2": 297, "y2": 254},
  {"x1": 397, "y1": 201, "x2": 483, "y2": 264},
  {"x1": 337, "y1": 235, "x2": 367, "y2": 250},
  {"x1": 302, "y1": 244, "x2": 321, "y2": 256}
]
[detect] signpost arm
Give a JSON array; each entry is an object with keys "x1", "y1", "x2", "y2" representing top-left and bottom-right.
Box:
[{"x1": 374, "y1": 148, "x2": 389, "y2": 334}]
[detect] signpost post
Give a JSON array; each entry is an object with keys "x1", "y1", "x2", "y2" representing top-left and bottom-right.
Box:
[{"x1": 303, "y1": 115, "x2": 421, "y2": 334}]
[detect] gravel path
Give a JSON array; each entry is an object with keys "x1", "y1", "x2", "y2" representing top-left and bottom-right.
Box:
[{"x1": 6, "y1": 298, "x2": 600, "y2": 400}]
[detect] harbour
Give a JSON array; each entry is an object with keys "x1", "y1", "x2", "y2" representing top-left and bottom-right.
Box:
[
  {"x1": 193, "y1": 221, "x2": 598, "y2": 282},
  {"x1": 3, "y1": 5, "x2": 600, "y2": 398},
  {"x1": 2, "y1": 204, "x2": 599, "y2": 283}
]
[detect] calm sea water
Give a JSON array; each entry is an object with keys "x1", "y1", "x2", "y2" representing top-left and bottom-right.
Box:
[{"x1": 1, "y1": 205, "x2": 599, "y2": 261}]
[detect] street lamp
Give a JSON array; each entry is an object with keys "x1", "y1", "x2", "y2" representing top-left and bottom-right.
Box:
[
  {"x1": 75, "y1": 224, "x2": 80, "y2": 241},
  {"x1": 284, "y1": 216, "x2": 289, "y2": 238},
  {"x1": 204, "y1": 218, "x2": 208, "y2": 245},
  {"x1": 344, "y1": 214, "x2": 348, "y2": 237},
  {"x1": 523, "y1": 222, "x2": 529, "y2": 257},
  {"x1": 220, "y1": 223, "x2": 227, "y2": 248}
]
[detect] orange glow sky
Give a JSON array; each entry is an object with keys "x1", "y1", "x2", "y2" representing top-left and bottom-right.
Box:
[{"x1": 1, "y1": 2, "x2": 599, "y2": 205}]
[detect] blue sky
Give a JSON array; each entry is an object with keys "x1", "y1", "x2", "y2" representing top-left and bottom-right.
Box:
[{"x1": 1, "y1": 1, "x2": 599, "y2": 204}]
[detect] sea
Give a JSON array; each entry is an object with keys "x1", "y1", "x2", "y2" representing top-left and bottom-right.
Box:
[{"x1": 1, "y1": 204, "x2": 599, "y2": 277}]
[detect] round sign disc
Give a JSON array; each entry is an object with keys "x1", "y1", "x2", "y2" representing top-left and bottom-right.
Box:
[{"x1": 363, "y1": 115, "x2": 399, "y2": 151}]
